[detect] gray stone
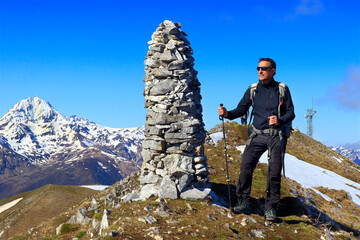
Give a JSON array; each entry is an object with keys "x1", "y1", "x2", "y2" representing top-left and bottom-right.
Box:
[
  {"x1": 149, "y1": 43, "x2": 165, "y2": 52},
  {"x1": 241, "y1": 216, "x2": 258, "y2": 226},
  {"x1": 138, "y1": 215, "x2": 157, "y2": 224},
  {"x1": 154, "y1": 68, "x2": 173, "y2": 78},
  {"x1": 163, "y1": 154, "x2": 194, "y2": 174},
  {"x1": 122, "y1": 191, "x2": 140, "y2": 202},
  {"x1": 251, "y1": 229, "x2": 266, "y2": 238},
  {"x1": 68, "y1": 208, "x2": 91, "y2": 225},
  {"x1": 160, "y1": 50, "x2": 176, "y2": 62},
  {"x1": 92, "y1": 219, "x2": 99, "y2": 229},
  {"x1": 142, "y1": 139, "x2": 166, "y2": 151},
  {"x1": 140, "y1": 172, "x2": 160, "y2": 184},
  {"x1": 139, "y1": 184, "x2": 159, "y2": 199},
  {"x1": 155, "y1": 169, "x2": 167, "y2": 177},
  {"x1": 176, "y1": 173, "x2": 194, "y2": 192},
  {"x1": 168, "y1": 60, "x2": 184, "y2": 70},
  {"x1": 159, "y1": 176, "x2": 178, "y2": 199},
  {"x1": 99, "y1": 209, "x2": 110, "y2": 236},
  {"x1": 56, "y1": 223, "x2": 64, "y2": 235},
  {"x1": 195, "y1": 166, "x2": 209, "y2": 176},
  {"x1": 150, "y1": 80, "x2": 175, "y2": 95},
  {"x1": 144, "y1": 58, "x2": 161, "y2": 68},
  {"x1": 180, "y1": 142, "x2": 194, "y2": 152},
  {"x1": 180, "y1": 187, "x2": 211, "y2": 201}
]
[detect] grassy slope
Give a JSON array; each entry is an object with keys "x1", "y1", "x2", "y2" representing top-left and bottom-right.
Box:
[
  {"x1": 0, "y1": 185, "x2": 97, "y2": 240},
  {"x1": 10, "y1": 122, "x2": 360, "y2": 239}
]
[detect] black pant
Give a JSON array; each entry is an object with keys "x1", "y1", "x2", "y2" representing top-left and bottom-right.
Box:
[{"x1": 236, "y1": 134, "x2": 286, "y2": 210}]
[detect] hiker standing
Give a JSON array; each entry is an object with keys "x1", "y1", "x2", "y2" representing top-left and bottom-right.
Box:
[{"x1": 218, "y1": 58, "x2": 295, "y2": 221}]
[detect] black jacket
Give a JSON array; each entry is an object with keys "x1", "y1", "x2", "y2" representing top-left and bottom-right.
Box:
[{"x1": 227, "y1": 79, "x2": 295, "y2": 130}]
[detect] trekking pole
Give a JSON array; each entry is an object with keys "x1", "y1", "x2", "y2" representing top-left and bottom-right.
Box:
[
  {"x1": 219, "y1": 104, "x2": 232, "y2": 211},
  {"x1": 264, "y1": 115, "x2": 275, "y2": 223}
]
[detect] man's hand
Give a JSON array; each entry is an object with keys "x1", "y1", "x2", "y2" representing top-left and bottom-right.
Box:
[
  {"x1": 218, "y1": 106, "x2": 228, "y2": 118},
  {"x1": 268, "y1": 115, "x2": 279, "y2": 126}
]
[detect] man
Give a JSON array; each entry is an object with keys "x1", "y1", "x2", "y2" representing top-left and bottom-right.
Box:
[{"x1": 218, "y1": 58, "x2": 295, "y2": 221}]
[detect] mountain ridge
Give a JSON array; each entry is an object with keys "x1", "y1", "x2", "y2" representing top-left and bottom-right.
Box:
[{"x1": 0, "y1": 97, "x2": 145, "y2": 200}]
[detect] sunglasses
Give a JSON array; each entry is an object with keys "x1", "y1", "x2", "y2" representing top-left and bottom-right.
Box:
[{"x1": 257, "y1": 66, "x2": 272, "y2": 71}]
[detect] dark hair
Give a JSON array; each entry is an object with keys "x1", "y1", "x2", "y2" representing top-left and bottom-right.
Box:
[{"x1": 259, "y1": 58, "x2": 276, "y2": 76}]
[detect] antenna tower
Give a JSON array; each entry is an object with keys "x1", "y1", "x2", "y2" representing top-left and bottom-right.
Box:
[{"x1": 305, "y1": 98, "x2": 316, "y2": 138}]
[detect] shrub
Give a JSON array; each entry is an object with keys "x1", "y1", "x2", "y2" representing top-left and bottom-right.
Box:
[{"x1": 59, "y1": 223, "x2": 80, "y2": 235}]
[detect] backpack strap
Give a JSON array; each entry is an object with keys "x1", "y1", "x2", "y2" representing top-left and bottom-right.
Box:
[
  {"x1": 249, "y1": 82, "x2": 259, "y2": 107},
  {"x1": 278, "y1": 82, "x2": 286, "y2": 119},
  {"x1": 248, "y1": 82, "x2": 259, "y2": 125}
]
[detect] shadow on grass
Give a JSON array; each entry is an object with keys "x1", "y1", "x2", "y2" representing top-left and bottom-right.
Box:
[{"x1": 211, "y1": 182, "x2": 359, "y2": 237}]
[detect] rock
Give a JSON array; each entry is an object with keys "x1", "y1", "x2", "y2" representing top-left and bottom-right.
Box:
[
  {"x1": 176, "y1": 173, "x2": 194, "y2": 192},
  {"x1": 180, "y1": 187, "x2": 211, "y2": 200},
  {"x1": 186, "y1": 203, "x2": 194, "y2": 211},
  {"x1": 99, "y1": 209, "x2": 110, "y2": 236},
  {"x1": 68, "y1": 208, "x2": 91, "y2": 225},
  {"x1": 241, "y1": 216, "x2": 258, "y2": 226},
  {"x1": 139, "y1": 184, "x2": 159, "y2": 199},
  {"x1": 154, "y1": 206, "x2": 173, "y2": 218},
  {"x1": 92, "y1": 219, "x2": 99, "y2": 229},
  {"x1": 251, "y1": 229, "x2": 266, "y2": 238},
  {"x1": 140, "y1": 172, "x2": 160, "y2": 185},
  {"x1": 138, "y1": 215, "x2": 158, "y2": 224},
  {"x1": 159, "y1": 176, "x2": 178, "y2": 199},
  {"x1": 122, "y1": 191, "x2": 140, "y2": 202},
  {"x1": 56, "y1": 223, "x2": 64, "y2": 235},
  {"x1": 209, "y1": 214, "x2": 217, "y2": 221}
]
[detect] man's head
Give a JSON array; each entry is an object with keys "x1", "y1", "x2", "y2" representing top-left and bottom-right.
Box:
[{"x1": 258, "y1": 58, "x2": 276, "y2": 84}]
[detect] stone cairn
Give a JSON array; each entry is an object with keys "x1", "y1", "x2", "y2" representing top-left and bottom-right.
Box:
[{"x1": 139, "y1": 20, "x2": 210, "y2": 200}]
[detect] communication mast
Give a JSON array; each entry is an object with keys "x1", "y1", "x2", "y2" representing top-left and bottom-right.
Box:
[{"x1": 305, "y1": 98, "x2": 316, "y2": 138}]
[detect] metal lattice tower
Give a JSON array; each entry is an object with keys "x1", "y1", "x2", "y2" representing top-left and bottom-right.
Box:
[{"x1": 305, "y1": 98, "x2": 316, "y2": 138}]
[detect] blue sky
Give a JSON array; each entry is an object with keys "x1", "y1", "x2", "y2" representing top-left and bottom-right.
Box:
[{"x1": 0, "y1": 0, "x2": 359, "y2": 146}]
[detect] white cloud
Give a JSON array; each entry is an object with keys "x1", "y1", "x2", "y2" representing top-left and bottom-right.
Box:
[
  {"x1": 295, "y1": 0, "x2": 324, "y2": 15},
  {"x1": 332, "y1": 65, "x2": 360, "y2": 110}
]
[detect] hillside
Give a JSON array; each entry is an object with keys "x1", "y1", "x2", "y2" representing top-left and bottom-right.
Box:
[
  {"x1": 7, "y1": 122, "x2": 360, "y2": 239},
  {"x1": 0, "y1": 185, "x2": 97, "y2": 239}
]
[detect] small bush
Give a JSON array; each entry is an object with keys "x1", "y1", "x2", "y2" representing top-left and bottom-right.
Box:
[
  {"x1": 59, "y1": 223, "x2": 80, "y2": 235},
  {"x1": 74, "y1": 230, "x2": 87, "y2": 238}
]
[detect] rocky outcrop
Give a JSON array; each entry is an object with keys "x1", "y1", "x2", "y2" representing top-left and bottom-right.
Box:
[{"x1": 140, "y1": 20, "x2": 210, "y2": 200}]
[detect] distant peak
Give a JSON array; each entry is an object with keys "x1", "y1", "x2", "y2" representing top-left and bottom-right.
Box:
[{"x1": 2, "y1": 97, "x2": 63, "y2": 123}]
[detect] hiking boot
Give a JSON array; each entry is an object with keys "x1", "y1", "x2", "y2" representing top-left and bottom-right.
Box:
[
  {"x1": 265, "y1": 209, "x2": 277, "y2": 221},
  {"x1": 232, "y1": 201, "x2": 251, "y2": 214}
]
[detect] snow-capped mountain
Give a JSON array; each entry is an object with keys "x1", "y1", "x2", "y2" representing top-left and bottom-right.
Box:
[
  {"x1": 0, "y1": 97, "x2": 145, "y2": 199},
  {"x1": 331, "y1": 145, "x2": 360, "y2": 165}
]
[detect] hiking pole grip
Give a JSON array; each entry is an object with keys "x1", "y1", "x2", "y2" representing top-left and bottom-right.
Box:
[{"x1": 219, "y1": 103, "x2": 224, "y2": 121}]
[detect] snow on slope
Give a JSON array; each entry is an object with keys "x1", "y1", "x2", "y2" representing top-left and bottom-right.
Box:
[
  {"x1": 230, "y1": 143, "x2": 360, "y2": 206},
  {"x1": 257, "y1": 150, "x2": 360, "y2": 206}
]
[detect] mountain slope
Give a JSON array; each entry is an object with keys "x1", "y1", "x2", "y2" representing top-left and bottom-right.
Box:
[
  {"x1": 0, "y1": 184, "x2": 97, "y2": 239},
  {"x1": 10, "y1": 122, "x2": 360, "y2": 240},
  {"x1": 0, "y1": 97, "x2": 144, "y2": 200}
]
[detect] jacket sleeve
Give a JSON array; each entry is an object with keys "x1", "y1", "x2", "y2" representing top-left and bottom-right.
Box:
[
  {"x1": 226, "y1": 87, "x2": 252, "y2": 120},
  {"x1": 278, "y1": 85, "x2": 295, "y2": 126}
]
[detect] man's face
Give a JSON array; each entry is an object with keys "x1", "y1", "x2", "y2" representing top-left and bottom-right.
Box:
[{"x1": 258, "y1": 61, "x2": 275, "y2": 83}]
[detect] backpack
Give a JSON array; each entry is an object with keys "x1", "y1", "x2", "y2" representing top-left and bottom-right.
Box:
[{"x1": 248, "y1": 82, "x2": 292, "y2": 137}]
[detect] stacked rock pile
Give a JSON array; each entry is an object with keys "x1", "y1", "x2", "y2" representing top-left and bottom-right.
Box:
[{"x1": 140, "y1": 20, "x2": 210, "y2": 200}]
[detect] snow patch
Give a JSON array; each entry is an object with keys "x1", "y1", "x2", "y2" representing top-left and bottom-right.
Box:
[
  {"x1": 81, "y1": 185, "x2": 109, "y2": 191},
  {"x1": 0, "y1": 197, "x2": 23, "y2": 214},
  {"x1": 256, "y1": 150, "x2": 360, "y2": 206},
  {"x1": 332, "y1": 155, "x2": 343, "y2": 163},
  {"x1": 209, "y1": 132, "x2": 225, "y2": 145},
  {"x1": 97, "y1": 161, "x2": 107, "y2": 169}
]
